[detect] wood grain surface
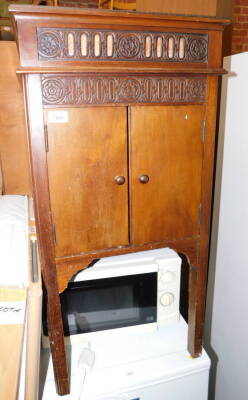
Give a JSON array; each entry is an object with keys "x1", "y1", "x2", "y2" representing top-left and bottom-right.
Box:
[
  {"x1": 0, "y1": 324, "x2": 24, "y2": 400},
  {"x1": 0, "y1": 288, "x2": 26, "y2": 400},
  {"x1": 130, "y1": 105, "x2": 205, "y2": 244},
  {"x1": 0, "y1": 41, "x2": 31, "y2": 195},
  {"x1": 136, "y1": 0, "x2": 233, "y2": 17},
  {"x1": 46, "y1": 106, "x2": 129, "y2": 257}
]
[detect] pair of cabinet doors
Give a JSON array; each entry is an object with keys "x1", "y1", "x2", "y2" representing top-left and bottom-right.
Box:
[{"x1": 45, "y1": 104, "x2": 205, "y2": 258}]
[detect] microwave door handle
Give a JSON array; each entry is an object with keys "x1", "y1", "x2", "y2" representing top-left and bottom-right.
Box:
[{"x1": 31, "y1": 237, "x2": 38, "y2": 283}]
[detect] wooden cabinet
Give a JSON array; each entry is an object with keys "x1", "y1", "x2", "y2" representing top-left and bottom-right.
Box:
[
  {"x1": 10, "y1": 5, "x2": 228, "y2": 395},
  {"x1": 46, "y1": 104, "x2": 204, "y2": 256}
]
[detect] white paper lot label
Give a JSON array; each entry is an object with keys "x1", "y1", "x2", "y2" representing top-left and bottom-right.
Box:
[
  {"x1": 0, "y1": 301, "x2": 26, "y2": 324},
  {"x1": 48, "y1": 111, "x2": 68, "y2": 123}
]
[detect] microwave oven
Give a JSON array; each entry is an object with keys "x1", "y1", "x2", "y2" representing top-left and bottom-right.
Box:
[{"x1": 43, "y1": 248, "x2": 181, "y2": 343}]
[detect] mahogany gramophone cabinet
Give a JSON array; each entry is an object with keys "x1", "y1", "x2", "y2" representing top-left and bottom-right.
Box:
[{"x1": 9, "y1": 4, "x2": 228, "y2": 395}]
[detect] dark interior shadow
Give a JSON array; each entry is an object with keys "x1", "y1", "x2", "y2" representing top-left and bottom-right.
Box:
[{"x1": 179, "y1": 252, "x2": 189, "y2": 323}]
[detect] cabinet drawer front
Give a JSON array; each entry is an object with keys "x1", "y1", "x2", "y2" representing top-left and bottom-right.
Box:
[
  {"x1": 130, "y1": 105, "x2": 205, "y2": 244},
  {"x1": 45, "y1": 106, "x2": 129, "y2": 257}
]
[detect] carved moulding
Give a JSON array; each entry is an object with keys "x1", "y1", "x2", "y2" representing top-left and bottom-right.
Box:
[
  {"x1": 56, "y1": 238, "x2": 198, "y2": 293},
  {"x1": 42, "y1": 75, "x2": 207, "y2": 106},
  {"x1": 37, "y1": 27, "x2": 208, "y2": 63}
]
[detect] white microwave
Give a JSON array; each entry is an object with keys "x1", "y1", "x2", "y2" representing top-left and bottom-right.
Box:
[{"x1": 43, "y1": 248, "x2": 181, "y2": 343}]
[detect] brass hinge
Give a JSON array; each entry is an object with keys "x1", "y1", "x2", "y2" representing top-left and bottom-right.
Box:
[
  {"x1": 198, "y1": 203, "x2": 203, "y2": 225},
  {"x1": 52, "y1": 223, "x2": 57, "y2": 245},
  {"x1": 201, "y1": 120, "x2": 206, "y2": 144},
  {"x1": 44, "y1": 124, "x2": 49, "y2": 152}
]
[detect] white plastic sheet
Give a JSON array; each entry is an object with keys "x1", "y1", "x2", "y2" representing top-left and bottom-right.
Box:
[{"x1": 0, "y1": 195, "x2": 29, "y2": 287}]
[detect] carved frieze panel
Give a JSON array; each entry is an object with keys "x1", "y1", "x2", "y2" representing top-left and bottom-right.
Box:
[
  {"x1": 37, "y1": 28, "x2": 208, "y2": 63},
  {"x1": 42, "y1": 75, "x2": 207, "y2": 106}
]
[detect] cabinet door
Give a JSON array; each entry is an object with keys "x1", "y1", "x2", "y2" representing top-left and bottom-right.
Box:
[
  {"x1": 45, "y1": 107, "x2": 129, "y2": 257},
  {"x1": 130, "y1": 105, "x2": 205, "y2": 245}
]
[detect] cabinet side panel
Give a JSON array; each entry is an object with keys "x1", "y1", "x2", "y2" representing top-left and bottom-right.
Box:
[
  {"x1": 188, "y1": 76, "x2": 219, "y2": 355},
  {"x1": 45, "y1": 106, "x2": 129, "y2": 257},
  {"x1": 24, "y1": 74, "x2": 69, "y2": 394}
]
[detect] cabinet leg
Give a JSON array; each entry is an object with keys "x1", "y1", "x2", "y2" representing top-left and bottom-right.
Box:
[
  {"x1": 47, "y1": 292, "x2": 70, "y2": 395},
  {"x1": 187, "y1": 262, "x2": 206, "y2": 358}
]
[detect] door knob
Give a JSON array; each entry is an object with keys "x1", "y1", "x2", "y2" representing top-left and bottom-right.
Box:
[
  {"x1": 139, "y1": 175, "x2": 149, "y2": 184},
  {"x1": 114, "y1": 176, "x2": 125, "y2": 185}
]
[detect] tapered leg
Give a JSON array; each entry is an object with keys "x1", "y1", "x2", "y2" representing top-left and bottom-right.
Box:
[
  {"x1": 187, "y1": 256, "x2": 208, "y2": 357},
  {"x1": 46, "y1": 291, "x2": 70, "y2": 395}
]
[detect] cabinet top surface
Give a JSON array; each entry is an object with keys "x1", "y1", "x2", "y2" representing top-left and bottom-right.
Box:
[{"x1": 9, "y1": 4, "x2": 229, "y2": 25}]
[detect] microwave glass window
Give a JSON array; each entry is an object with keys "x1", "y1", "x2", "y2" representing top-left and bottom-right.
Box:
[{"x1": 59, "y1": 273, "x2": 157, "y2": 336}]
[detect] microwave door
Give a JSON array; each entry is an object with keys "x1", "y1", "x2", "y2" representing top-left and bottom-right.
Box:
[{"x1": 59, "y1": 273, "x2": 157, "y2": 336}]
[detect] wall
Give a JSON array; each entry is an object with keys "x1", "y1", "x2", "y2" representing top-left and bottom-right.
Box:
[
  {"x1": 0, "y1": 42, "x2": 31, "y2": 195},
  {"x1": 232, "y1": 0, "x2": 248, "y2": 53},
  {"x1": 204, "y1": 53, "x2": 248, "y2": 400}
]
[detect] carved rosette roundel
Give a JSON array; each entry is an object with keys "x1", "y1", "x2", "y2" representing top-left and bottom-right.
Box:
[
  {"x1": 118, "y1": 35, "x2": 140, "y2": 58},
  {"x1": 119, "y1": 79, "x2": 141, "y2": 100},
  {"x1": 42, "y1": 79, "x2": 66, "y2": 104},
  {"x1": 189, "y1": 38, "x2": 208, "y2": 61},
  {"x1": 38, "y1": 32, "x2": 61, "y2": 58},
  {"x1": 188, "y1": 79, "x2": 206, "y2": 100}
]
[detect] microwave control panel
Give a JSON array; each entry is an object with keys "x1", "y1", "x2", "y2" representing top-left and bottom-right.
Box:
[{"x1": 157, "y1": 257, "x2": 181, "y2": 326}]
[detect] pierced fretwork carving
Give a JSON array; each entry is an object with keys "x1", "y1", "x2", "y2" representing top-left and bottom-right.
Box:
[
  {"x1": 38, "y1": 28, "x2": 208, "y2": 63},
  {"x1": 41, "y1": 75, "x2": 207, "y2": 106}
]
